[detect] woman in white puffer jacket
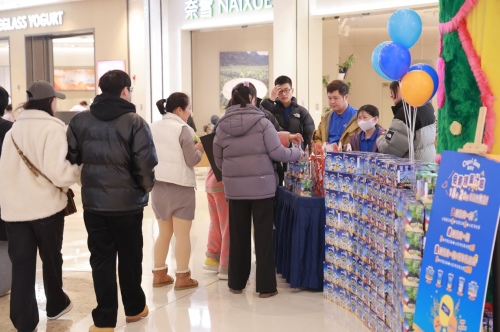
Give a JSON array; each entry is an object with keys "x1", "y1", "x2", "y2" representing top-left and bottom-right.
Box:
[{"x1": 0, "y1": 81, "x2": 80, "y2": 332}]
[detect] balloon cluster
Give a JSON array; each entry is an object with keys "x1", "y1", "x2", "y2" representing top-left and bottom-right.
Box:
[{"x1": 371, "y1": 9, "x2": 438, "y2": 108}]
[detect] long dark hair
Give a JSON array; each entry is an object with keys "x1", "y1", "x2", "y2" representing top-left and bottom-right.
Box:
[
  {"x1": 156, "y1": 92, "x2": 190, "y2": 115},
  {"x1": 22, "y1": 97, "x2": 55, "y2": 117},
  {"x1": 231, "y1": 83, "x2": 255, "y2": 108},
  {"x1": 390, "y1": 81, "x2": 399, "y2": 99}
]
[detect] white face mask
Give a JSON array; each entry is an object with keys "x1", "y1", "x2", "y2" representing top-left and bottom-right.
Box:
[{"x1": 357, "y1": 118, "x2": 377, "y2": 132}]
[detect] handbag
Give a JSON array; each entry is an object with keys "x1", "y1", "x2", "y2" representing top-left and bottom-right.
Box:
[{"x1": 12, "y1": 136, "x2": 77, "y2": 216}]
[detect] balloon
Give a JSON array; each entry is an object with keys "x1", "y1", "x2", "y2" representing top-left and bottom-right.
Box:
[
  {"x1": 409, "y1": 63, "x2": 439, "y2": 101},
  {"x1": 379, "y1": 42, "x2": 412, "y2": 81},
  {"x1": 388, "y1": 9, "x2": 422, "y2": 49},
  {"x1": 400, "y1": 70, "x2": 434, "y2": 107},
  {"x1": 372, "y1": 42, "x2": 392, "y2": 80}
]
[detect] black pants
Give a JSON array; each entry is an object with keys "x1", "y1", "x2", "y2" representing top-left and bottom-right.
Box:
[
  {"x1": 84, "y1": 211, "x2": 146, "y2": 328},
  {"x1": 228, "y1": 198, "x2": 277, "y2": 293},
  {"x1": 6, "y1": 210, "x2": 69, "y2": 332}
]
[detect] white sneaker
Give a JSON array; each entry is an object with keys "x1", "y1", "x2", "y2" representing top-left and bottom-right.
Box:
[
  {"x1": 47, "y1": 301, "x2": 73, "y2": 320},
  {"x1": 218, "y1": 273, "x2": 228, "y2": 280}
]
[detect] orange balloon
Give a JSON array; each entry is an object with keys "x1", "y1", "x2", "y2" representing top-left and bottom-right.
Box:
[{"x1": 401, "y1": 70, "x2": 434, "y2": 107}]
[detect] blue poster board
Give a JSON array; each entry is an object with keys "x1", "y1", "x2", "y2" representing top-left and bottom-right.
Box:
[{"x1": 414, "y1": 151, "x2": 500, "y2": 332}]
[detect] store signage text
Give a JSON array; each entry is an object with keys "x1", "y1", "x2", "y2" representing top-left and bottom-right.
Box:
[
  {"x1": 185, "y1": 0, "x2": 272, "y2": 19},
  {"x1": 0, "y1": 11, "x2": 64, "y2": 31}
]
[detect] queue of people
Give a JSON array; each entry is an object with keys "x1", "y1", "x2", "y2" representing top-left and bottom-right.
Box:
[{"x1": 0, "y1": 71, "x2": 437, "y2": 332}]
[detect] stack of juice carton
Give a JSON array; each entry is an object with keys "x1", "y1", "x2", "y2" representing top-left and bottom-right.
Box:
[
  {"x1": 284, "y1": 147, "x2": 312, "y2": 197},
  {"x1": 322, "y1": 151, "x2": 439, "y2": 332}
]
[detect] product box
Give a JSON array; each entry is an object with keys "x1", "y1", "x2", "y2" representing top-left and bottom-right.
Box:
[
  {"x1": 337, "y1": 172, "x2": 354, "y2": 194},
  {"x1": 336, "y1": 210, "x2": 353, "y2": 233},
  {"x1": 424, "y1": 203, "x2": 432, "y2": 233},
  {"x1": 325, "y1": 225, "x2": 338, "y2": 247},
  {"x1": 344, "y1": 152, "x2": 365, "y2": 174},
  {"x1": 403, "y1": 257, "x2": 422, "y2": 286},
  {"x1": 339, "y1": 249, "x2": 354, "y2": 272},
  {"x1": 325, "y1": 243, "x2": 335, "y2": 264},
  {"x1": 325, "y1": 189, "x2": 340, "y2": 210},
  {"x1": 324, "y1": 262, "x2": 335, "y2": 283},
  {"x1": 405, "y1": 200, "x2": 425, "y2": 231},
  {"x1": 403, "y1": 311, "x2": 415, "y2": 332},
  {"x1": 325, "y1": 152, "x2": 345, "y2": 172},
  {"x1": 326, "y1": 208, "x2": 337, "y2": 227},
  {"x1": 395, "y1": 162, "x2": 414, "y2": 189},
  {"x1": 338, "y1": 229, "x2": 353, "y2": 252},
  {"x1": 338, "y1": 192, "x2": 355, "y2": 213},
  {"x1": 403, "y1": 285, "x2": 418, "y2": 313},
  {"x1": 295, "y1": 177, "x2": 312, "y2": 197},
  {"x1": 357, "y1": 175, "x2": 368, "y2": 199},
  {"x1": 324, "y1": 171, "x2": 339, "y2": 191}
]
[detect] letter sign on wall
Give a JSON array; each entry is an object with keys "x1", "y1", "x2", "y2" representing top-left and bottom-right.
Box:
[{"x1": 0, "y1": 11, "x2": 64, "y2": 31}]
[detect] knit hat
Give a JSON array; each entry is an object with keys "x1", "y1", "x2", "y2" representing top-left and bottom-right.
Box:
[{"x1": 210, "y1": 115, "x2": 220, "y2": 125}]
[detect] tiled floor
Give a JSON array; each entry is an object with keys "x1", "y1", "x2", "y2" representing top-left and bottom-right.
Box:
[{"x1": 0, "y1": 170, "x2": 370, "y2": 332}]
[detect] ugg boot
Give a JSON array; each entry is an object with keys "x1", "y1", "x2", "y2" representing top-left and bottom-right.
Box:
[
  {"x1": 89, "y1": 325, "x2": 114, "y2": 332},
  {"x1": 126, "y1": 305, "x2": 149, "y2": 323},
  {"x1": 152, "y1": 266, "x2": 174, "y2": 287},
  {"x1": 174, "y1": 269, "x2": 199, "y2": 291}
]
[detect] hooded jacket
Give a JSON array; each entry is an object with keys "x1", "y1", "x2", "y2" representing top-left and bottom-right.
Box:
[
  {"x1": 313, "y1": 106, "x2": 361, "y2": 147},
  {"x1": 67, "y1": 93, "x2": 158, "y2": 214},
  {"x1": 376, "y1": 101, "x2": 436, "y2": 162},
  {"x1": 261, "y1": 97, "x2": 315, "y2": 148},
  {"x1": 213, "y1": 104, "x2": 300, "y2": 200}
]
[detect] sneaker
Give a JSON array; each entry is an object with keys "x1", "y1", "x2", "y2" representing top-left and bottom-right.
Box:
[
  {"x1": 218, "y1": 273, "x2": 228, "y2": 280},
  {"x1": 202, "y1": 257, "x2": 219, "y2": 272},
  {"x1": 47, "y1": 301, "x2": 73, "y2": 320}
]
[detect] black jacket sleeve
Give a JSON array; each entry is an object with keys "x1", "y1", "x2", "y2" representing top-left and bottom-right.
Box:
[
  {"x1": 66, "y1": 121, "x2": 81, "y2": 165},
  {"x1": 302, "y1": 110, "x2": 315, "y2": 149},
  {"x1": 262, "y1": 108, "x2": 283, "y2": 132},
  {"x1": 131, "y1": 123, "x2": 158, "y2": 193},
  {"x1": 261, "y1": 98, "x2": 277, "y2": 114}
]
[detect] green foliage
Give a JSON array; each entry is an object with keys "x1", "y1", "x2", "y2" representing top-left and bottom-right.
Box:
[
  {"x1": 337, "y1": 54, "x2": 356, "y2": 73},
  {"x1": 322, "y1": 75, "x2": 330, "y2": 89},
  {"x1": 220, "y1": 65, "x2": 269, "y2": 109}
]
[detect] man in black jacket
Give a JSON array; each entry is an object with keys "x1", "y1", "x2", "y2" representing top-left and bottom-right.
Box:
[
  {"x1": 261, "y1": 76, "x2": 315, "y2": 149},
  {"x1": 67, "y1": 70, "x2": 158, "y2": 331}
]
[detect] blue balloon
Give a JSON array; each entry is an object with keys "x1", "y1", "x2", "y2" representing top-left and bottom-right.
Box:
[
  {"x1": 388, "y1": 9, "x2": 422, "y2": 49},
  {"x1": 409, "y1": 63, "x2": 439, "y2": 101},
  {"x1": 378, "y1": 42, "x2": 412, "y2": 81},
  {"x1": 372, "y1": 42, "x2": 392, "y2": 80}
]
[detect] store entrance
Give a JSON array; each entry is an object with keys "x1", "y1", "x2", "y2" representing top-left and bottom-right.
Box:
[{"x1": 25, "y1": 30, "x2": 95, "y2": 122}]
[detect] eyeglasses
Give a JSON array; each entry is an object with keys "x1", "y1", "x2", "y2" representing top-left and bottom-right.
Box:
[
  {"x1": 278, "y1": 88, "x2": 291, "y2": 95},
  {"x1": 128, "y1": 86, "x2": 134, "y2": 93}
]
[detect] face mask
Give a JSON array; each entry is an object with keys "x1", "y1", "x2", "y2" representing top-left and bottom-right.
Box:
[{"x1": 358, "y1": 118, "x2": 377, "y2": 132}]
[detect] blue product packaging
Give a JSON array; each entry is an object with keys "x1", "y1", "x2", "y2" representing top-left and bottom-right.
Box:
[
  {"x1": 385, "y1": 280, "x2": 395, "y2": 307},
  {"x1": 325, "y1": 189, "x2": 339, "y2": 210},
  {"x1": 325, "y1": 262, "x2": 335, "y2": 283},
  {"x1": 339, "y1": 267, "x2": 351, "y2": 290},
  {"x1": 338, "y1": 192, "x2": 354, "y2": 213},
  {"x1": 325, "y1": 225, "x2": 337, "y2": 247},
  {"x1": 370, "y1": 289, "x2": 378, "y2": 312},
  {"x1": 339, "y1": 249, "x2": 353, "y2": 272},
  {"x1": 352, "y1": 234, "x2": 361, "y2": 257},
  {"x1": 363, "y1": 282, "x2": 371, "y2": 306},
  {"x1": 325, "y1": 152, "x2": 345, "y2": 172},
  {"x1": 326, "y1": 243, "x2": 335, "y2": 264},
  {"x1": 358, "y1": 175, "x2": 368, "y2": 199},
  {"x1": 379, "y1": 185, "x2": 388, "y2": 209},
  {"x1": 337, "y1": 210, "x2": 352, "y2": 232},
  {"x1": 326, "y1": 208, "x2": 336, "y2": 227},
  {"x1": 372, "y1": 181, "x2": 381, "y2": 206},
  {"x1": 353, "y1": 174, "x2": 360, "y2": 196},
  {"x1": 396, "y1": 162, "x2": 414, "y2": 189},
  {"x1": 338, "y1": 229, "x2": 353, "y2": 252},
  {"x1": 377, "y1": 251, "x2": 386, "y2": 276},
  {"x1": 350, "y1": 273, "x2": 359, "y2": 296},
  {"x1": 324, "y1": 170, "x2": 338, "y2": 191},
  {"x1": 378, "y1": 208, "x2": 388, "y2": 233},
  {"x1": 337, "y1": 172, "x2": 354, "y2": 194}
]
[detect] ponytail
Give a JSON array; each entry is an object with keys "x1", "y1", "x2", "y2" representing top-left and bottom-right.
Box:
[
  {"x1": 231, "y1": 82, "x2": 255, "y2": 108},
  {"x1": 156, "y1": 92, "x2": 190, "y2": 115}
]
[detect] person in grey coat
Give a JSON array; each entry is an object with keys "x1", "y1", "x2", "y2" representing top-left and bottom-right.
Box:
[
  {"x1": 377, "y1": 81, "x2": 436, "y2": 162},
  {"x1": 213, "y1": 82, "x2": 301, "y2": 298}
]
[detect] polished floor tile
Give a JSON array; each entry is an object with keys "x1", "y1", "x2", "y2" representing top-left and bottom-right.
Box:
[{"x1": 0, "y1": 170, "x2": 370, "y2": 332}]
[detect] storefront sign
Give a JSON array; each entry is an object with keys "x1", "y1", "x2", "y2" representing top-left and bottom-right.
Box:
[
  {"x1": 413, "y1": 151, "x2": 500, "y2": 332},
  {"x1": 185, "y1": 0, "x2": 272, "y2": 19},
  {"x1": 0, "y1": 11, "x2": 64, "y2": 31}
]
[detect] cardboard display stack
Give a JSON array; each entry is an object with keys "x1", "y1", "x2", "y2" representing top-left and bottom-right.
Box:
[{"x1": 322, "y1": 151, "x2": 438, "y2": 332}]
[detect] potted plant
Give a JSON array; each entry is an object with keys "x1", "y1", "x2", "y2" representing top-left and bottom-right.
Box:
[{"x1": 337, "y1": 54, "x2": 356, "y2": 80}]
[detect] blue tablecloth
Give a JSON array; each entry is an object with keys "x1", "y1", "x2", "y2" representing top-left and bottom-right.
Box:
[{"x1": 274, "y1": 186, "x2": 325, "y2": 289}]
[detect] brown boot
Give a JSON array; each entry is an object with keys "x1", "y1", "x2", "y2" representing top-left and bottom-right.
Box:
[
  {"x1": 174, "y1": 269, "x2": 199, "y2": 291},
  {"x1": 126, "y1": 305, "x2": 148, "y2": 323},
  {"x1": 152, "y1": 266, "x2": 174, "y2": 287}
]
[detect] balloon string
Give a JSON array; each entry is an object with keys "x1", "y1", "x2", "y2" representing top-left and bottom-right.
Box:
[{"x1": 403, "y1": 99, "x2": 411, "y2": 160}]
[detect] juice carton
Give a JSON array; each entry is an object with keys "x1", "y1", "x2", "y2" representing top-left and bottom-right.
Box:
[
  {"x1": 369, "y1": 309, "x2": 378, "y2": 331},
  {"x1": 370, "y1": 266, "x2": 379, "y2": 290},
  {"x1": 358, "y1": 175, "x2": 368, "y2": 199},
  {"x1": 325, "y1": 189, "x2": 340, "y2": 210},
  {"x1": 385, "y1": 237, "x2": 395, "y2": 262},
  {"x1": 338, "y1": 287, "x2": 350, "y2": 310},
  {"x1": 325, "y1": 225, "x2": 338, "y2": 246},
  {"x1": 376, "y1": 158, "x2": 391, "y2": 185},
  {"x1": 339, "y1": 249, "x2": 353, "y2": 272},
  {"x1": 405, "y1": 200, "x2": 425, "y2": 231},
  {"x1": 325, "y1": 243, "x2": 335, "y2": 264},
  {"x1": 360, "y1": 239, "x2": 369, "y2": 262},
  {"x1": 324, "y1": 171, "x2": 338, "y2": 191},
  {"x1": 344, "y1": 152, "x2": 363, "y2": 174},
  {"x1": 385, "y1": 280, "x2": 395, "y2": 307},
  {"x1": 323, "y1": 279, "x2": 332, "y2": 301},
  {"x1": 396, "y1": 163, "x2": 414, "y2": 189},
  {"x1": 376, "y1": 295, "x2": 386, "y2": 321},
  {"x1": 403, "y1": 257, "x2": 421, "y2": 286},
  {"x1": 325, "y1": 152, "x2": 345, "y2": 172},
  {"x1": 352, "y1": 254, "x2": 361, "y2": 277},
  {"x1": 363, "y1": 261, "x2": 372, "y2": 285},
  {"x1": 372, "y1": 181, "x2": 382, "y2": 206},
  {"x1": 424, "y1": 203, "x2": 432, "y2": 233},
  {"x1": 296, "y1": 178, "x2": 312, "y2": 197},
  {"x1": 350, "y1": 273, "x2": 359, "y2": 296},
  {"x1": 378, "y1": 185, "x2": 388, "y2": 209},
  {"x1": 338, "y1": 173, "x2": 354, "y2": 194},
  {"x1": 378, "y1": 208, "x2": 388, "y2": 233},
  {"x1": 363, "y1": 282, "x2": 371, "y2": 306},
  {"x1": 353, "y1": 234, "x2": 361, "y2": 257},
  {"x1": 403, "y1": 285, "x2": 418, "y2": 312},
  {"x1": 372, "y1": 204, "x2": 381, "y2": 229},
  {"x1": 377, "y1": 229, "x2": 386, "y2": 255},
  {"x1": 403, "y1": 311, "x2": 415, "y2": 332},
  {"x1": 326, "y1": 208, "x2": 337, "y2": 227},
  {"x1": 353, "y1": 175, "x2": 360, "y2": 196},
  {"x1": 386, "y1": 212, "x2": 396, "y2": 237},
  {"x1": 404, "y1": 230, "x2": 423, "y2": 259},
  {"x1": 376, "y1": 251, "x2": 386, "y2": 277},
  {"x1": 337, "y1": 210, "x2": 353, "y2": 232},
  {"x1": 325, "y1": 262, "x2": 334, "y2": 283},
  {"x1": 370, "y1": 289, "x2": 378, "y2": 312},
  {"x1": 338, "y1": 229, "x2": 353, "y2": 252},
  {"x1": 339, "y1": 192, "x2": 355, "y2": 213}
]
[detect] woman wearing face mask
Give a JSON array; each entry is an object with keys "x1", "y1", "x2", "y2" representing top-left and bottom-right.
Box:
[{"x1": 348, "y1": 105, "x2": 386, "y2": 152}]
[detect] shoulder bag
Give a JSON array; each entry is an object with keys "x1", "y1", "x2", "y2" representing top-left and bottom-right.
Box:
[{"x1": 12, "y1": 136, "x2": 77, "y2": 216}]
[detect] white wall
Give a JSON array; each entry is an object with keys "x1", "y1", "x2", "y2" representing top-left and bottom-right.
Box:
[
  {"x1": 53, "y1": 47, "x2": 94, "y2": 67},
  {"x1": 312, "y1": 0, "x2": 439, "y2": 16},
  {"x1": 0, "y1": 42, "x2": 10, "y2": 96},
  {"x1": 191, "y1": 26, "x2": 273, "y2": 134}
]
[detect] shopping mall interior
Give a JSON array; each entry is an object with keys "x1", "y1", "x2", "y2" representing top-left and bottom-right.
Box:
[{"x1": 0, "y1": 0, "x2": 499, "y2": 331}]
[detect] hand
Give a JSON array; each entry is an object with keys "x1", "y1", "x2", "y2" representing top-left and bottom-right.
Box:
[
  {"x1": 270, "y1": 85, "x2": 281, "y2": 101},
  {"x1": 195, "y1": 141, "x2": 205, "y2": 153},
  {"x1": 289, "y1": 133, "x2": 303, "y2": 146}
]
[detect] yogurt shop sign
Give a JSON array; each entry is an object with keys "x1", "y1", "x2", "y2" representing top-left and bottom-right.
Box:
[
  {"x1": 185, "y1": 0, "x2": 273, "y2": 19},
  {"x1": 0, "y1": 11, "x2": 64, "y2": 31}
]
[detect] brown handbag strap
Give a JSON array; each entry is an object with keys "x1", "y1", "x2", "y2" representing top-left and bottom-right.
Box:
[{"x1": 12, "y1": 135, "x2": 65, "y2": 194}]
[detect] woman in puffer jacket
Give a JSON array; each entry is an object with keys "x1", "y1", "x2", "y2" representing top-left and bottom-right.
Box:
[
  {"x1": 213, "y1": 82, "x2": 301, "y2": 298},
  {"x1": 376, "y1": 81, "x2": 436, "y2": 162}
]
